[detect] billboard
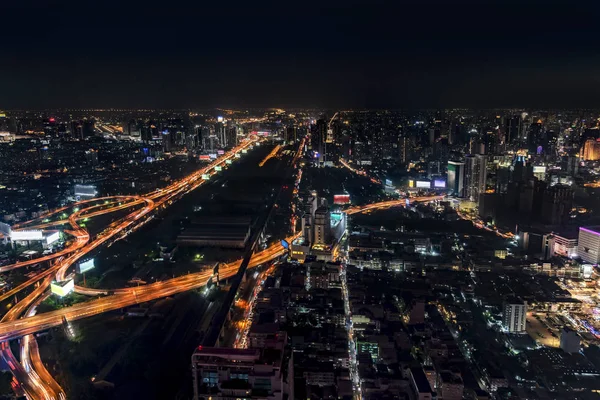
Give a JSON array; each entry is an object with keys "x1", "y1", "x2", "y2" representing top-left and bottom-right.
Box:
[
  {"x1": 202, "y1": 174, "x2": 211, "y2": 180},
  {"x1": 217, "y1": 150, "x2": 225, "y2": 155},
  {"x1": 416, "y1": 181, "x2": 431, "y2": 188},
  {"x1": 434, "y1": 180, "x2": 446, "y2": 188},
  {"x1": 45, "y1": 231, "x2": 60, "y2": 245},
  {"x1": 215, "y1": 166, "x2": 223, "y2": 171},
  {"x1": 235, "y1": 153, "x2": 241, "y2": 158},
  {"x1": 77, "y1": 259, "x2": 95, "y2": 274},
  {"x1": 225, "y1": 159, "x2": 232, "y2": 164},
  {"x1": 199, "y1": 155, "x2": 211, "y2": 161},
  {"x1": 333, "y1": 194, "x2": 351, "y2": 205},
  {"x1": 11, "y1": 230, "x2": 43, "y2": 241},
  {"x1": 408, "y1": 180, "x2": 415, "y2": 188},
  {"x1": 242, "y1": 149, "x2": 248, "y2": 154},
  {"x1": 533, "y1": 166, "x2": 546, "y2": 174},
  {"x1": 208, "y1": 153, "x2": 218, "y2": 159},
  {"x1": 281, "y1": 239, "x2": 289, "y2": 249},
  {"x1": 51, "y1": 279, "x2": 74, "y2": 297},
  {"x1": 385, "y1": 179, "x2": 393, "y2": 187}
]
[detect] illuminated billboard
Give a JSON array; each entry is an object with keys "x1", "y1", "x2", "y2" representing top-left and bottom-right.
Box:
[
  {"x1": 416, "y1": 181, "x2": 431, "y2": 188},
  {"x1": 11, "y1": 230, "x2": 43, "y2": 241},
  {"x1": 333, "y1": 194, "x2": 351, "y2": 204},
  {"x1": 434, "y1": 180, "x2": 446, "y2": 188},
  {"x1": 208, "y1": 153, "x2": 218, "y2": 159},
  {"x1": 217, "y1": 150, "x2": 225, "y2": 155},
  {"x1": 51, "y1": 279, "x2": 74, "y2": 297},
  {"x1": 215, "y1": 166, "x2": 223, "y2": 171},
  {"x1": 77, "y1": 259, "x2": 95, "y2": 274},
  {"x1": 199, "y1": 155, "x2": 211, "y2": 161},
  {"x1": 225, "y1": 159, "x2": 232, "y2": 165},
  {"x1": 202, "y1": 174, "x2": 211, "y2": 180},
  {"x1": 385, "y1": 179, "x2": 393, "y2": 187},
  {"x1": 533, "y1": 166, "x2": 546, "y2": 174},
  {"x1": 235, "y1": 153, "x2": 241, "y2": 158},
  {"x1": 242, "y1": 149, "x2": 248, "y2": 154},
  {"x1": 44, "y1": 231, "x2": 60, "y2": 245}
]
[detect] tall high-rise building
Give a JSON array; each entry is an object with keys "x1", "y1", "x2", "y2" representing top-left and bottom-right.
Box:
[
  {"x1": 581, "y1": 138, "x2": 600, "y2": 161},
  {"x1": 578, "y1": 226, "x2": 600, "y2": 264},
  {"x1": 85, "y1": 149, "x2": 99, "y2": 166},
  {"x1": 312, "y1": 119, "x2": 327, "y2": 166},
  {"x1": 447, "y1": 161, "x2": 465, "y2": 197},
  {"x1": 502, "y1": 299, "x2": 527, "y2": 333},
  {"x1": 43, "y1": 117, "x2": 58, "y2": 136},
  {"x1": 504, "y1": 115, "x2": 521, "y2": 144},
  {"x1": 70, "y1": 120, "x2": 83, "y2": 139},
  {"x1": 215, "y1": 117, "x2": 226, "y2": 147},
  {"x1": 225, "y1": 125, "x2": 237, "y2": 148},
  {"x1": 464, "y1": 155, "x2": 487, "y2": 202},
  {"x1": 301, "y1": 193, "x2": 318, "y2": 246},
  {"x1": 541, "y1": 185, "x2": 573, "y2": 225},
  {"x1": 314, "y1": 206, "x2": 331, "y2": 246},
  {"x1": 285, "y1": 126, "x2": 297, "y2": 143}
]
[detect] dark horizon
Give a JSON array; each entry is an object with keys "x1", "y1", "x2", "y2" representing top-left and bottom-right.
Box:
[{"x1": 2, "y1": 0, "x2": 600, "y2": 109}]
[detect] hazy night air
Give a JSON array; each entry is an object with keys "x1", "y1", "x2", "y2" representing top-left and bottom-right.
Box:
[{"x1": 2, "y1": 1, "x2": 600, "y2": 400}]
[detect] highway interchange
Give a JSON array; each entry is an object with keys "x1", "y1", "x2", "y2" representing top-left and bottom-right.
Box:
[{"x1": 0, "y1": 137, "x2": 440, "y2": 399}]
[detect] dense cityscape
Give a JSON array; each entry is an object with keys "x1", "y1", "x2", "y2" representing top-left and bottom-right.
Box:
[
  {"x1": 0, "y1": 107, "x2": 599, "y2": 400},
  {"x1": 5, "y1": 0, "x2": 600, "y2": 398}
]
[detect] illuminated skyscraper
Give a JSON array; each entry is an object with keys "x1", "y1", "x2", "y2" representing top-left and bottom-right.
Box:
[
  {"x1": 581, "y1": 137, "x2": 600, "y2": 161},
  {"x1": 578, "y1": 226, "x2": 600, "y2": 264},
  {"x1": 447, "y1": 161, "x2": 465, "y2": 197},
  {"x1": 464, "y1": 154, "x2": 487, "y2": 202}
]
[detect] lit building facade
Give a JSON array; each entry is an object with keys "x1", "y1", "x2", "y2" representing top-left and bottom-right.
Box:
[
  {"x1": 502, "y1": 300, "x2": 527, "y2": 333},
  {"x1": 578, "y1": 226, "x2": 600, "y2": 264}
]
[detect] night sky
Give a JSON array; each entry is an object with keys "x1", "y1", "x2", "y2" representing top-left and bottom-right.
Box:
[{"x1": 2, "y1": 0, "x2": 600, "y2": 109}]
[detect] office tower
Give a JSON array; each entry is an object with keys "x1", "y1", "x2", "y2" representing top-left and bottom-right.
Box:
[
  {"x1": 541, "y1": 185, "x2": 573, "y2": 225},
  {"x1": 560, "y1": 328, "x2": 581, "y2": 354},
  {"x1": 162, "y1": 131, "x2": 172, "y2": 152},
  {"x1": 398, "y1": 134, "x2": 413, "y2": 164},
  {"x1": 502, "y1": 299, "x2": 527, "y2": 333},
  {"x1": 166, "y1": 118, "x2": 185, "y2": 146},
  {"x1": 504, "y1": 115, "x2": 520, "y2": 144},
  {"x1": 82, "y1": 118, "x2": 96, "y2": 137},
  {"x1": 495, "y1": 166, "x2": 510, "y2": 194},
  {"x1": 519, "y1": 112, "x2": 531, "y2": 144},
  {"x1": 464, "y1": 155, "x2": 487, "y2": 202},
  {"x1": 578, "y1": 227, "x2": 600, "y2": 264},
  {"x1": 141, "y1": 124, "x2": 153, "y2": 142},
  {"x1": 314, "y1": 206, "x2": 331, "y2": 245},
  {"x1": 312, "y1": 119, "x2": 327, "y2": 166},
  {"x1": 215, "y1": 117, "x2": 226, "y2": 147},
  {"x1": 185, "y1": 133, "x2": 197, "y2": 150},
  {"x1": 581, "y1": 138, "x2": 600, "y2": 160},
  {"x1": 527, "y1": 120, "x2": 544, "y2": 153},
  {"x1": 302, "y1": 193, "x2": 318, "y2": 245},
  {"x1": 85, "y1": 149, "x2": 99, "y2": 166},
  {"x1": 285, "y1": 126, "x2": 297, "y2": 143},
  {"x1": 226, "y1": 125, "x2": 237, "y2": 148},
  {"x1": 70, "y1": 120, "x2": 83, "y2": 139},
  {"x1": 447, "y1": 161, "x2": 465, "y2": 197},
  {"x1": 43, "y1": 117, "x2": 58, "y2": 136}
]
